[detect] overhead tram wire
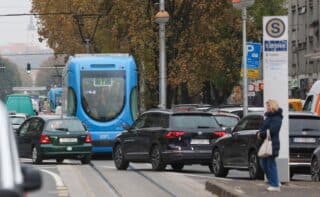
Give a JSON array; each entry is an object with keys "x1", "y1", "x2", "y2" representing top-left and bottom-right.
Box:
[{"x1": 0, "y1": 12, "x2": 105, "y2": 17}]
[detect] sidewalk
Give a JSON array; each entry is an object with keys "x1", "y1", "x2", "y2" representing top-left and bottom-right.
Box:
[{"x1": 206, "y1": 178, "x2": 320, "y2": 197}]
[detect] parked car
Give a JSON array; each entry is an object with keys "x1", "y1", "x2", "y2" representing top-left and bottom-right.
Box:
[
  {"x1": 16, "y1": 115, "x2": 92, "y2": 164},
  {"x1": 9, "y1": 112, "x2": 28, "y2": 132},
  {"x1": 0, "y1": 101, "x2": 42, "y2": 197},
  {"x1": 113, "y1": 109, "x2": 226, "y2": 171},
  {"x1": 211, "y1": 111, "x2": 320, "y2": 179},
  {"x1": 311, "y1": 146, "x2": 320, "y2": 181},
  {"x1": 207, "y1": 110, "x2": 240, "y2": 130}
]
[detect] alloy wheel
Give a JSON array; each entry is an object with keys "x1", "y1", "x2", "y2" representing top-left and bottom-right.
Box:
[
  {"x1": 249, "y1": 154, "x2": 257, "y2": 179},
  {"x1": 212, "y1": 151, "x2": 221, "y2": 174},
  {"x1": 114, "y1": 146, "x2": 123, "y2": 167}
]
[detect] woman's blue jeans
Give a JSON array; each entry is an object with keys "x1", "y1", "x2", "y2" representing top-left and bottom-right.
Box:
[{"x1": 260, "y1": 157, "x2": 280, "y2": 187}]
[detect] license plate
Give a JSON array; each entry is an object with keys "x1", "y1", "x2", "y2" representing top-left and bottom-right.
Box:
[
  {"x1": 191, "y1": 139, "x2": 210, "y2": 145},
  {"x1": 59, "y1": 138, "x2": 78, "y2": 143},
  {"x1": 293, "y1": 137, "x2": 316, "y2": 143}
]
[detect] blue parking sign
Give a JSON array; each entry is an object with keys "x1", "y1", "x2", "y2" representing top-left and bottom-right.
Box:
[{"x1": 247, "y1": 42, "x2": 261, "y2": 69}]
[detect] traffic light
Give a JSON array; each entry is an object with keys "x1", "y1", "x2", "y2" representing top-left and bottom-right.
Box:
[{"x1": 26, "y1": 63, "x2": 31, "y2": 74}]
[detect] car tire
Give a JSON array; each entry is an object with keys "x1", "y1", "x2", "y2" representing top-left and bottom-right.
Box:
[
  {"x1": 150, "y1": 145, "x2": 166, "y2": 171},
  {"x1": 113, "y1": 144, "x2": 129, "y2": 170},
  {"x1": 171, "y1": 163, "x2": 184, "y2": 171},
  {"x1": 80, "y1": 155, "x2": 91, "y2": 165},
  {"x1": 32, "y1": 147, "x2": 42, "y2": 164},
  {"x1": 248, "y1": 151, "x2": 264, "y2": 180},
  {"x1": 56, "y1": 158, "x2": 64, "y2": 164},
  {"x1": 311, "y1": 157, "x2": 320, "y2": 182},
  {"x1": 211, "y1": 149, "x2": 228, "y2": 177}
]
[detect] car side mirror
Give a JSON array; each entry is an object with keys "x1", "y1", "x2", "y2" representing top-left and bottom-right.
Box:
[{"x1": 21, "y1": 166, "x2": 42, "y2": 192}]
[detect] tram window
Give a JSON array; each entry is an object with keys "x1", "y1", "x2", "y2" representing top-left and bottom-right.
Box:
[
  {"x1": 67, "y1": 88, "x2": 77, "y2": 116},
  {"x1": 130, "y1": 87, "x2": 139, "y2": 121}
]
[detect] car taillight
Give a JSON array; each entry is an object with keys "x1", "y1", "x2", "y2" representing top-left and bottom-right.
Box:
[
  {"x1": 85, "y1": 133, "x2": 92, "y2": 143},
  {"x1": 213, "y1": 131, "x2": 226, "y2": 138},
  {"x1": 165, "y1": 131, "x2": 185, "y2": 139},
  {"x1": 40, "y1": 134, "x2": 51, "y2": 144}
]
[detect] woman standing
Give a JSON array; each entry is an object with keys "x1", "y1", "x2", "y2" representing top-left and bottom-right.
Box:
[{"x1": 258, "y1": 99, "x2": 283, "y2": 192}]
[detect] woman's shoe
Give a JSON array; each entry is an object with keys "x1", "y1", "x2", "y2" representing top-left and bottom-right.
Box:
[{"x1": 267, "y1": 186, "x2": 281, "y2": 192}]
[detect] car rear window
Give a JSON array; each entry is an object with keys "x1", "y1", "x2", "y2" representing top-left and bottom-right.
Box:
[
  {"x1": 289, "y1": 115, "x2": 320, "y2": 132},
  {"x1": 171, "y1": 114, "x2": 219, "y2": 129},
  {"x1": 10, "y1": 117, "x2": 25, "y2": 125},
  {"x1": 214, "y1": 116, "x2": 239, "y2": 127},
  {"x1": 45, "y1": 119, "x2": 85, "y2": 132}
]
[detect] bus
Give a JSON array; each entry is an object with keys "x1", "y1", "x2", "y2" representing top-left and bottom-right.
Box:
[
  {"x1": 63, "y1": 54, "x2": 139, "y2": 153},
  {"x1": 48, "y1": 88, "x2": 63, "y2": 112}
]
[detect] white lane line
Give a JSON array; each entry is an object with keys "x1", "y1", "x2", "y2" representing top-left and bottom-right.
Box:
[{"x1": 41, "y1": 169, "x2": 69, "y2": 197}]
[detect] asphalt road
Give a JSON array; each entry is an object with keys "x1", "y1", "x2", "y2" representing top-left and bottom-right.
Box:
[{"x1": 22, "y1": 157, "x2": 312, "y2": 197}]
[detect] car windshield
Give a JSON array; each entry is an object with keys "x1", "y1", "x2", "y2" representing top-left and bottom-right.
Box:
[
  {"x1": 214, "y1": 115, "x2": 239, "y2": 127},
  {"x1": 289, "y1": 116, "x2": 320, "y2": 133},
  {"x1": 45, "y1": 119, "x2": 85, "y2": 132},
  {"x1": 81, "y1": 71, "x2": 125, "y2": 121},
  {"x1": 171, "y1": 114, "x2": 219, "y2": 129},
  {"x1": 10, "y1": 117, "x2": 25, "y2": 125}
]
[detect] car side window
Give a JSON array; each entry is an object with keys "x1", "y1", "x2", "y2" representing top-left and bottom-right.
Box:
[
  {"x1": 144, "y1": 113, "x2": 159, "y2": 128},
  {"x1": 19, "y1": 120, "x2": 31, "y2": 135},
  {"x1": 233, "y1": 118, "x2": 249, "y2": 133},
  {"x1": 28, "y1": 118, "x2": 41, "y2": 133},
  {"x1": 244, "y1": 116, "x2": 263, "y2": 130},
  {"x1": 132, "y1": 115, "x2": 147, "y2": 129},
  {"x1": 159, "y1": 114, "x2": 169, "y2": 128}
]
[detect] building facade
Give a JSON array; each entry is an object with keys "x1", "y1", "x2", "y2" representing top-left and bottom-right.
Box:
[{"x1": 288, "y1": 0, "x2": 320, "y2": 98}]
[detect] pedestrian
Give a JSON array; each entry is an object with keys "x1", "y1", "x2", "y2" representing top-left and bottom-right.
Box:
[{"x1": 257, "y1": 99, "x2": 283, "y2": 192}]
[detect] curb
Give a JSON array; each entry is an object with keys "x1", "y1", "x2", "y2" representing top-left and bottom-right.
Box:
[{"x1": 205, "y1": 180, "x2": 246, "y2": 197}]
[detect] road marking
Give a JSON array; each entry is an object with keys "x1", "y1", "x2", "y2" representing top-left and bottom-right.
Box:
[{"x1": 41, "y1": 169, "x2": 69, "y2": 197}]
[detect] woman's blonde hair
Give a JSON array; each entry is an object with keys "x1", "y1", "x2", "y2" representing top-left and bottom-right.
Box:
[{"x1": 266, "y1": 99, "x2": 279, "y2": 112}]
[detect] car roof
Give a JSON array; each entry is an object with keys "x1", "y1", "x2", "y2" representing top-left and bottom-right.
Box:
[
  {"x1": 142, "y1": 108, "x2": 213, "y2": 116},
  {"x1": 209, "y1": 111, "x2": 240, "y2": 119},
  {"x1": 36, "y1": 115, "x2": 80, "y2": 121}
]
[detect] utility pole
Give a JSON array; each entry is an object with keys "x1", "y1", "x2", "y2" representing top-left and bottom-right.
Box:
[{"x1": 155, "y1": 0, "x2": 169, "y2": 109}]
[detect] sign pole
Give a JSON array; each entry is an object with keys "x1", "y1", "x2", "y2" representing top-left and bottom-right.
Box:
[{"x1": 242, "y1": 8, "x2": 248, "y2": 116}]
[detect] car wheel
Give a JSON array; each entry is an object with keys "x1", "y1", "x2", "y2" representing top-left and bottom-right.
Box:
[
  {"x1": 32, "y1": 147, "x2": 42, "y2": 164},
  {"x1": 311, "y1": 157, "x2": 320, "y2": 182},
  {"x1": 113, "y1": 144, "x2": 129, "y2": 170},
  {"x1": 248, "y1": 151, "x2": 264, "y2": 180},
  {"x1": 56, "y1": 159, "x2": 64, "y2": 164},
  {"x1": 80, "y1": 155, "x2": 91, "y2": 165},
  {"x1": 171, "y1": 163, "x2": 184, "y2": 171},
  {"x1": 150, "y1": 145, "x2": 166, "y2": 171},
  {"x1": 211, "y1": 149, "x2": 228, "y2": 177}
]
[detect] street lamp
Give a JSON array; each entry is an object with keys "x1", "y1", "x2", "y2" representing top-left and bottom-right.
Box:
[
  {"x1": 155, "y1": 0, "x2": 169, "y2": 109},
  {"x1": 232, "y1": 0, "x2": 255, "y2": 116}
]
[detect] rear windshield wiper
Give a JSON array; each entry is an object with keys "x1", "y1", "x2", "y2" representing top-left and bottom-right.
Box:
[{"x1": 55, "y1": 128, "x2": 69, "y2": 132}]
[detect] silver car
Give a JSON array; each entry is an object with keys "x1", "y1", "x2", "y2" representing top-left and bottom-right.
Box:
[{"x1": 0, "y1": 102, "x2": 42, "y2": 196}]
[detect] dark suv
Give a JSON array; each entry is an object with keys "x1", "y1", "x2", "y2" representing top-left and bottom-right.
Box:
[
  {"x1": 113, "y1": 109, "x2": 225, "y2": 171},
  {"x1": 211, "y1": 112, "x2": 320, "y2": 179}
]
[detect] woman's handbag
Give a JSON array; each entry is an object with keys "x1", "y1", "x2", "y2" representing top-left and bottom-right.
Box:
[{"x1": 258, "y1": 129, "x2": 273, "y2": 158}]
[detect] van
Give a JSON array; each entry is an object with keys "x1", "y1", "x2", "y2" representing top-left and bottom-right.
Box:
[
  {"x1": 303, "y1": 81, "x2": 320, "y2": 115},
  {"x1": 6, "y1": 94, "x2": 35, "y2": 116}
]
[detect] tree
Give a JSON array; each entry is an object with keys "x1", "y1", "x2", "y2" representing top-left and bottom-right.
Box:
[
  {"x1": 0, "y1": 57, "x2": 22, "y2": 101},
  {"x1": 31, "y1": 0, "x2": 288, "y2": 108},
  {"x1": 35, "y1": 56, "x2": 66, "y2": 88}
]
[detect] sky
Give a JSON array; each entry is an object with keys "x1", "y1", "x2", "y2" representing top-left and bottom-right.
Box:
[{"x1": 0, "y1": 0, "x2": 45, "y2": 48}]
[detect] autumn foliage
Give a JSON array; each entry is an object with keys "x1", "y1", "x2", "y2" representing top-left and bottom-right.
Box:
[{"x1": 32, "y1": 0, "x2": 286, "y2": 108}]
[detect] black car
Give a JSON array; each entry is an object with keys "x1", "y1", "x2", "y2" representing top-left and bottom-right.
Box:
[
  {"x1": 16, "y1": 115, "x2": 92, "y2": 164},
  {"x1": 311, "y1": 146, "x2": 320, "y2": 181},
  {"x1": 211, "y1": 112, "x2": 320, "y2": 179},
  {"x1": 113, "y1": 109, "x2": 225, "y2": 171}
]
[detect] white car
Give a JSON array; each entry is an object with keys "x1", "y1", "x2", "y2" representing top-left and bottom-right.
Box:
[
  {"x1": 0, "y1": 102, "x2": 42, "y2": 196},
  {"x1": 8, "y1": 113, "x2": 28, "y2": 132}
]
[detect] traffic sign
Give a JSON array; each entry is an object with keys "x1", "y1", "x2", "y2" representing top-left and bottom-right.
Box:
[
  {"x1": 232, "y1": 0, "x2": 255, "y2": 10},
  {"x1": 247, "y1": 42, "x2": 261, "y2": 70}
]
